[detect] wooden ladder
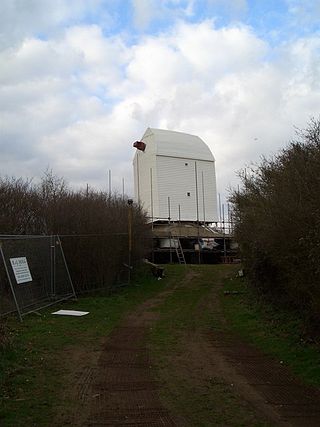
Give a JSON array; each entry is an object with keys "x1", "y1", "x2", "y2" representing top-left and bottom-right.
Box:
[{"x1": 172, "y1": 235, "x2": 186, "y2": 265}]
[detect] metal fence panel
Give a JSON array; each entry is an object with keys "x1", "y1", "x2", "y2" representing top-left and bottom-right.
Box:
[
  {"x1": 0, "y1": 236, "x2": 76, "y2": 319},
  {"x1": 59, "y1": 234, "x2": 129, "y2": 293}
]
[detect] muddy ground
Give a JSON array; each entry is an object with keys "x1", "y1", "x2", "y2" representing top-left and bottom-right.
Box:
[{"x1": 58, "y1": 266, "x2": 320, "y2": 426}]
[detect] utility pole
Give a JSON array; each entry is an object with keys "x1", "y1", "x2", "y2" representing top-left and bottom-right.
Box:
[
  {"x1": 108, "y1": 169, "x2": 112, "y2": 197},
  {"x1": 127, "y1": 199, "x2": 133, "y2": 284}
]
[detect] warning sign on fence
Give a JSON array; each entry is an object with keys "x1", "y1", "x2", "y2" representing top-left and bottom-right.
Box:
[{"x1": 10, "y1": 257, "x2": 33, "y2": 284}]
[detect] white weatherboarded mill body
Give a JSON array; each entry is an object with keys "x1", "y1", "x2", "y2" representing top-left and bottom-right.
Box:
[{"x1": 133, "y1": 128, "x2": 218, "y2": 223}]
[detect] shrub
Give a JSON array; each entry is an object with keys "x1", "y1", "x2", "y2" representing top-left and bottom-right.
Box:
[
  {"x1": 230, "y1": 118, "x2": 320, "y2": 336},
  {"x1": 0, "y1": 171, "x2": 151, "y2": 293}
]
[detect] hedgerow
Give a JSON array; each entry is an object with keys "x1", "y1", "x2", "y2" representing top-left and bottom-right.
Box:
[
  {"x1": 230, "y1": 118, "x2": 320, "y2": 336},
  {"x1": 0, "y1": 170, "x2": 150, "y2": 293}
]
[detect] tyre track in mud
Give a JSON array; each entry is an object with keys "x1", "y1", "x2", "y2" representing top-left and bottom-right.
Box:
[
  {"x1": 175, "y1": 267, "x2": 320, "y2": 426},
  {"x1": 67, "y1": 266, "x2": 320, "y2": 426},
  {"x1": 77, "y1": 288, "x2": 181, "y2": 426},
  {"x1": 205, "y1": 324, "x2": 320, "y2": 426}
]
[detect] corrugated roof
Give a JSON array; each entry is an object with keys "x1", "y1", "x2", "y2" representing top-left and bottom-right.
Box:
[{"x1": 142, "y1": 128, "x2": 214, "y2": 162}]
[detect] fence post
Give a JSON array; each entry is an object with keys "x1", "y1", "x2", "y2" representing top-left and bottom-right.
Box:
[
  {"x1": 50, "y1": 235, "x2": 56, "y2": 297},
  {"x1": 128, "y1": 199, "x2": 133, "y2": 284},
  {"x1": 57, "y1": 235, "x2": 77, "y2": 299}
]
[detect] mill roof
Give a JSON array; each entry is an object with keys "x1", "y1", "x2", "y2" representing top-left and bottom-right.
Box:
[{"x1": 141, "y1": 128, "x2": 215, "y2": 161}]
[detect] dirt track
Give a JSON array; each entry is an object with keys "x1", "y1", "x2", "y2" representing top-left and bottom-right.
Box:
[
  {"x1": 83, "y1": 295, "x2": 178, "y2": 426},
  {"x1": 65, "y1": 267, "x2": 320, "y2": 426}
]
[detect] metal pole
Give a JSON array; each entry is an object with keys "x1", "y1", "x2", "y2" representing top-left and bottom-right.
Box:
[
  {"x1": 230, "y1": 203, "x2": 234, "y2": 234},
  {"x1": 122, "y1": 177, "x2": 125, "y2": 200},
  {"x1": 222, "y1": 204, "x2": 227, "y2": 260},
  {"x1": 57, "y1": 235, "x2": 77, "y2": 299},
  {"x1": 195, "y1": 162, "x2": 199, "y2": 224},
  {"x1": 201, "y1": 171, "x2": 206, "y2": 225},
  {"x1": 50, "y1": 235, "x2": 55, "y2": 297},
  {"x1": 195, "y1": 162, "x2": 200, "y2": 264},
  {"x1": 168, "y1": 196, "x2": 172, "y2": 263},
  {"x1": 0, "y1": 243, "x2": 22, "y2": 321},
  {"x1": 150, "y1": 168, "x2": 154, "y2": 230},
  {"x1": 137, "y1": 155, "x2": 140, "y2": 204},
  {"x1": 128, "y1": 201, "x2": 133, "y2": 284},
  {"x1": 108, "y1": 169, "x2": 112, "y2": 197},
  {"x1": 178, "y1": 203, "x2": 181, "y2": 253},
  {"x1": 50, "y1": 235, "x2": 53, "y2": 295}
]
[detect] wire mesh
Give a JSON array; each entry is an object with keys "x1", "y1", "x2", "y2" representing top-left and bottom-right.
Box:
[
  {"x1": 57, "y1": 232, "x2": 149, "y2": 293},
  {"x1": 59, "y1": 234, "x2": 129, "y2": 293},
  {"x1": 0, "y1": 230, "x2": 151, "y2": 318},
  {"x1": 0, "y1": 236, "x2": 75, "y2": 318}
]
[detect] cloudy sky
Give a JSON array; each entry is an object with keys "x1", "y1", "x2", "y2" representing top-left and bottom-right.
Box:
[{"x1": 1, "y1": 1, "x2": 319, "y2": 201}]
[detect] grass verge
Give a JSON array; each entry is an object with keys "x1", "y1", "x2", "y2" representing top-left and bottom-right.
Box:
[
  {"x1": 0, "y1": 266, "x2": 168, "y2": 427},
  {"x1": 222, "y1": 273, "x2": 320, "y2": 387}
]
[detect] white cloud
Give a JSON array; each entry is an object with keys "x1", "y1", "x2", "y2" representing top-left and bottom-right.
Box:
[
  {"x1": 132, "y1": 0, "x2": 158, "y2": 29},
  {"x1": 113, "y1": 21, "x2": 319, "y2": 195},
  {"x1": 0, "y1": 0, "x2": 108, "y2": 50},
  {"x1": 0, "y1": 14, "x2": 319, "y2": 204}
]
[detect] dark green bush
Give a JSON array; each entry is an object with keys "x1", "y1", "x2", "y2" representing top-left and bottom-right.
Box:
[{"x1": 230, "y1": 119, "x2": 320, "y2": 336}]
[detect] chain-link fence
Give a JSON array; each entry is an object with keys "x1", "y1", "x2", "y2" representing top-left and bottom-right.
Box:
[{"x1": 0, "y1": 235, "x2": 75, "y2": 320}]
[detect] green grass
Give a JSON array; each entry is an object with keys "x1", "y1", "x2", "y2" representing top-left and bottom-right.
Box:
[
  {"x1": 150, "y1": 265, "x2": 215, "y2": 349},
  {"x1": 0, "y1": 266, "x2": 168, "y2": 427},
  {"x1": 149, "y1": 265, "x2": 270, "y2": 426},
  {"x1": 3, "y1": 263, "x2": 320, "y2": 426},
  {"x1": 221, "y1": 273, "x2": 320, "y2": 387}
]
